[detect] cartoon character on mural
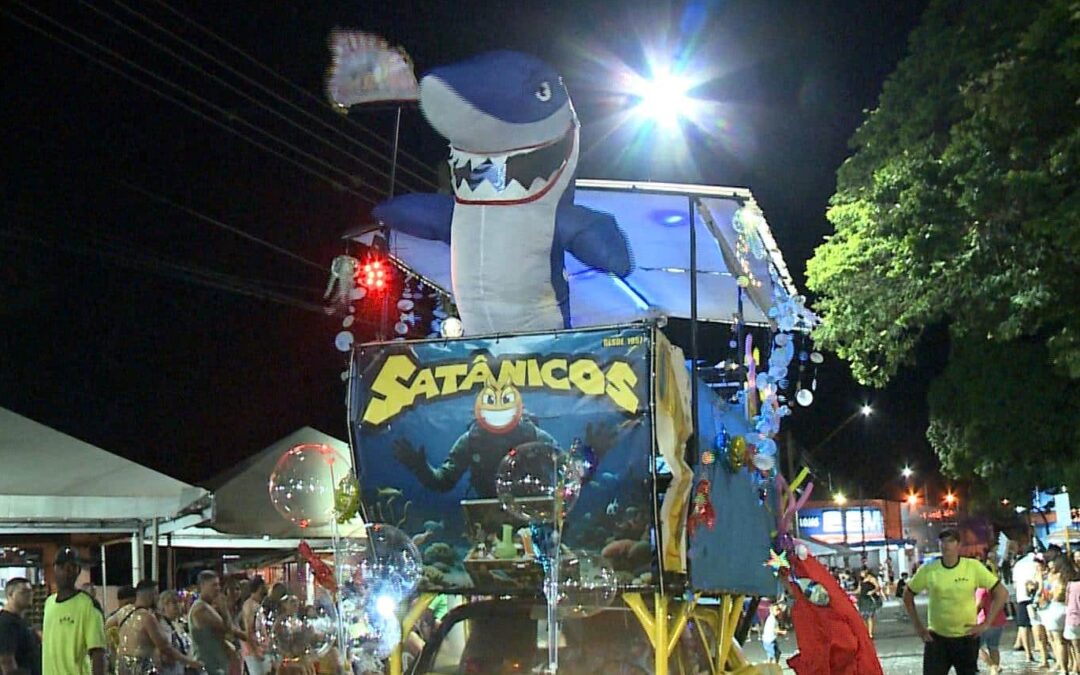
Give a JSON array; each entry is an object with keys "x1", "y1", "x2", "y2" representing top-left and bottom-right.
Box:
[{"x1": 392, "y1": 381, "x2": 616, "y2": 498}]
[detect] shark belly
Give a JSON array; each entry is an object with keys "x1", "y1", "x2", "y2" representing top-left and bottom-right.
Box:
[{"x1": 451, "y1": 202, "x2": 562, "y2": 334}]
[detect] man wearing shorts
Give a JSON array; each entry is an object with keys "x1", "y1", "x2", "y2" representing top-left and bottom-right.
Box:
[{"x1": 903, "y1": 529, "x2": 1008, "y2": 675}]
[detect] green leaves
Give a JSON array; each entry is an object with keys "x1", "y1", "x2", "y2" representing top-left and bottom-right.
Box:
[{"x1": 807, "y1": 0, "x2": 1080, "y2": 495}]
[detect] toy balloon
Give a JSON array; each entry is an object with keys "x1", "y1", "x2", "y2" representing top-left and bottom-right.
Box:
[
  {"x1": 560, "y1": 553, "x2": 617, "y2": 618},
  {"x1": 269, "y1": 587, "x2": 337, "y2": 661},
  {"x1": 796, "y1": 389, "x2": 814, "y2": 407},
  {"x1": 495, "y1": 442, "x2": 584, "y2": 524},
  {"x1": 269, "y1": 444, "x2": 348, "y2": 528},
  {"x1": 727, "y1": 436, "x2": 748, "y2": 471},
  {"x1": 337, "y1": 524, "x2": 423, "y2": 597},
  {"x1": 334, "y1": 474, "x2": 361, "y2": 524}
]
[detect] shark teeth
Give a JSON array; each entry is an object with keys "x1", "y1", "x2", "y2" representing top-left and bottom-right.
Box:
[{"x1": 448, "y1": 130, "x2": 574, "y2": 203}]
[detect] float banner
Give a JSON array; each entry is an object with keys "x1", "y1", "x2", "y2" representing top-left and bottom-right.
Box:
[{"x1": 350, "y1": 325, "x2": 655, "y2": 594}]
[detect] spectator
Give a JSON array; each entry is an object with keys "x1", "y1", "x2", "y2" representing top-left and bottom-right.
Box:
[
  {"x1": 241, "y1": 576, "x2": 271, "y2": 675},
  {"x1": 0, "y1": 577, "x2": 41, "y2": 675},
  {"x1": 1013, "y1": 544, "x2": 1038, "y2": 655},
  {"x1": 42, "y1": 547, "x2": 107, "y2": 675},
  {"x1": 903, "y1": 528, "x2": 1007, "y2": 675},
  {"x1": 976, "y1": 560, "x2": 1008, "y2": 675},
  {"x1": 761, "y1": 603, "x2": 786, "y2": 664},
  {"x1": 155, "y1": 591, "x2": 193, "y2": 675},
  {"x1": 188, "y1": 571, "x2": 244, "y2": 675},
  {"x1": 857, "y1": 567, "x2": 883, "y2": 639},
  {"x1": 114, "y1": 580, "x2": 200, "y2": 675}
]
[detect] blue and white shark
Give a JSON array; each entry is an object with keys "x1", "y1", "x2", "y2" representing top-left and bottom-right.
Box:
[{"x1": 372, "y1": 51, "x2": 633, "y2": 335}]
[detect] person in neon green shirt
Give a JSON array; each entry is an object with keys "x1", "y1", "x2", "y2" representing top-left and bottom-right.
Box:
[
  {"x1": 903, "y1": 528, "x2": 1008, "y2": 675},
  {"x1": 42, "y1": 548, "x2": 107, "y2": 675}
]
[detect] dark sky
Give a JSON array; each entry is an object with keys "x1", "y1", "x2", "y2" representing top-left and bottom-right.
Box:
[{"x1": 1, "y1": 0, "x2": 939, "y2": 498}]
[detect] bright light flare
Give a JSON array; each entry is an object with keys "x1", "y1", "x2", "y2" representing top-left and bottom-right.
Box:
[
  {"x1": 634, "y1": 69, "x2": 694, "y2": 128},
  {"x1": 374, "y1": 593, "x2": 398, "y2": 619},
  {"x1": 943, "y1": 492, "x2": 957, "y2": 506},
  {"x1": 901, "y1": 466, "x2": 913, "y2": 479},
  {"x1": 905, "y1": 492, "x2": 919, "y2": 507},
  {"x1": 860, "y1": 405, "x2": 873, "y2": 417},
  {"x1": 833, "y1": 492, "x2": 847, "y2": 506}
]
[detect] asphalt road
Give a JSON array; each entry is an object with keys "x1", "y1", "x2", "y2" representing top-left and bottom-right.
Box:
[{"x1": 743, "y1": 595, "x2": 1053, "y2": 674}]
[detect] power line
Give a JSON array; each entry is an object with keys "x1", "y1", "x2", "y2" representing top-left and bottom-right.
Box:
[
  {"x1": 0, "y1": 226, "x2": 329, "y2": 314},
  {"x1": 4, "y1": 3, "x2": 379, "y2": 205},
  {"x1": 147, "y1": 0, "x2": 440, "y2": 192},
  {"x1": 83, "y1": 0, "x2": 437, "y2": 195},
  {"x1": 110, "y1": 179, "x2": 326, "y2": 272}
]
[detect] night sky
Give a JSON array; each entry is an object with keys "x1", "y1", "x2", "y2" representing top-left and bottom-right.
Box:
[{"x1": 1, "y1": 0, "x2": 940, "y2": 499}]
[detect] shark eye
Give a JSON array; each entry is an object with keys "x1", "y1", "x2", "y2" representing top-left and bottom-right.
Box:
[
  {"x1": 501, "y1": 389, "x2": 517, "y2": 405},
  {"x1": 534, "y1": 81, "x2": 552, "y2": 102}
]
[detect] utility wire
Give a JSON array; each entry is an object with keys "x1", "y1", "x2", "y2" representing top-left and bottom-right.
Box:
[
  {"x1": 4, "y1": 3, "x2": 378, "y2": 205},
  {"x1": 2, "y1": 206, "x2": 328, "y2": 300},
  {"x1": 146, "y1": 0, "x2": 440, "y2": 190},
  {"x1": 0, "y1": 227, "x2": 330, "y2": 314},
  {"x1": 83, "y1": 0, "x2": 436, "y2": 195},
  {"x1": 110, "y1": 179, "x2": 325, "y2": 272},
  {"x1": 143, "y1": 0, "x2": 438, "y2": 192}
]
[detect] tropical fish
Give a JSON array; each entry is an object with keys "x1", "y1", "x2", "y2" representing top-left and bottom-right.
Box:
[
  {"x1": 423, "y1": 519, "x2": 445, "y2": 532},
  {"x1": 606, "y1": 498, "x2": 619, "y2": 516},
  {"x1": 377, "y1": 486, "x2": 403, "y2": 500}
]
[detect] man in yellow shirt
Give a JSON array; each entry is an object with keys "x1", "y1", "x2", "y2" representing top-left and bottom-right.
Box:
[
  {"x1": 42, "y1": 548, "x2": 106, "y2": 675},
  {"x1": 903, "y1": 528, "x2": 1008, "y2": 675}
]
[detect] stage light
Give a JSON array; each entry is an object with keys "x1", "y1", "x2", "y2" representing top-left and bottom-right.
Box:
[
  {"x1": 361, "y1": 257, "x2": 389, "y2": 292},
  {"x1": 635, "y1": 68, "x2": 693, "y2": 128}
]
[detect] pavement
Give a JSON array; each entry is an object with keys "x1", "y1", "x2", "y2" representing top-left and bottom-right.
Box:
[{"x1": 742, "y1": 596, "x2": 1055, "y2": 674}]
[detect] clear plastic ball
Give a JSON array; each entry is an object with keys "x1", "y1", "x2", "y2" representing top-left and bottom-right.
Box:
[
  {"x1": 337, "y1": 524, "x2": 423, "y2": 597},
  {"x1": 495, "y1": 442, "x2": 584, "y2": 523},
  {"x1": 268, "y1": 589, "x2": 337, "y2": 661},
  {"x1": 268, "y1": 444, "x2": 347, "y2": 528},
  {"x1": 560, "y1": 553, "x2": 618, "y2": 618}
]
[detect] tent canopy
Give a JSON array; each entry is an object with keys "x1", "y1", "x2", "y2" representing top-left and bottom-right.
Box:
[
  {"x1": 0, "y1": 408, "x2": 209, "y2": 533},
  {"x1": 376, "y1": 179, "x2": 813, "y2": 329},
  {"x1": 206, "y1": 427, "x2": 364, "y2": 539}
]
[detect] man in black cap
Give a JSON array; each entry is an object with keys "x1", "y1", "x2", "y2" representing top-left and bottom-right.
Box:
[
  {"x1": 42, "y1": 548, "x2": 106, "y2": 675},
  {"x1": 0, "y1": 577, "x2": 40, "y2": 675},
  {"x1": 903, "y1": 528, "x2": 1008, "y2": 675}
]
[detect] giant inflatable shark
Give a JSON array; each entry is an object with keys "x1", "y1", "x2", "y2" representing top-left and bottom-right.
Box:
[{"x1": 372, "y1": 51, "x2": 633, "y2": 335}]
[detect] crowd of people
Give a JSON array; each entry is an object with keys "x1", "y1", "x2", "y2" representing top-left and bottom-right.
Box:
[
  {"x1": 0, "y1": 547, "x2": 344, "y2": 675},
  {"x1": 1009, "y1": 542, "x2": 1080, "y2": 674}
]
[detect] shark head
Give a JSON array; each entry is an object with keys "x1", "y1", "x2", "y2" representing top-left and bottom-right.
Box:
[{"x1": 419, "y1": 51, "x2": 579, "y2": 205}]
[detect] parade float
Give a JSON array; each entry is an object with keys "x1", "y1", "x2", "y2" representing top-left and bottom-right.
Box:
[{"x1": 259, "y1": 36, "x2": 882, "y2": 675}]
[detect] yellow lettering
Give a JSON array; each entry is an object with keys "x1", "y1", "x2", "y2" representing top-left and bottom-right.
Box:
[
  {"x1": 434, "y1": 364, "x2": 468, "y2": 395},
  {"x1": 408, "y1": 367, "x2": 440, "y2": 403},
  {"x1": 540, "y1": 358, "x2": 570, "y2": 390},
  {"x1": 460, "y1": 355, "x2": 494, "y2": 389},
  {"x1": 527, "y1": 358, "x2": 544, "y2": 387},
  {"x1": 362, "y1": 354, "x2": 418, "y2": 425},
  {"x1": 569, "y1": 358, "x2": 605, "y2": 395},
  {"x1": 496, "y1": 360, "x2": 527, "y2": 388},
  {"x1": 605, "y1": 362, "x2": 640, "y2": 413}
]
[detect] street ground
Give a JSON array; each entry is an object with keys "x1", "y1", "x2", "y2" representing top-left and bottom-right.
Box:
[{"x1": 743, "y1": 595, "x2": 1055, "y2": 674}]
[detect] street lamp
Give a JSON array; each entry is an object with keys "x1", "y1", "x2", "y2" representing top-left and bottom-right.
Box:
[
  {"x1": 944, "y1": 492, "x2": 958, "y2": 508},
  {"x1": 834, "y1": 492, "x2": 848, "y2": 506},
  {"x1": 905, "y1": 491, "x2": 919, "y2": 508},
  {"x1": 860, "y1": 404, "x2": 873, "y2": 417},
  {"x1": 901, "y1": 466, "x2": 913, "y2": 480}
]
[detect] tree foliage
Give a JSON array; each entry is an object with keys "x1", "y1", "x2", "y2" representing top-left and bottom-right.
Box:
[{"x1": 806, "y1": 0, "x2": 1080, "y2": 493}]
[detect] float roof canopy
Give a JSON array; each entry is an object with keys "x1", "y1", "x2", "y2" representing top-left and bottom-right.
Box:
[{"x1": 379, "y1": 179, "x2": 806, "y2": 328}]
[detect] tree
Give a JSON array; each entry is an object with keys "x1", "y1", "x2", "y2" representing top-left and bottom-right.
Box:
[{"x1": 805, "y1": 0, "x2": 1080, "y2": 494}]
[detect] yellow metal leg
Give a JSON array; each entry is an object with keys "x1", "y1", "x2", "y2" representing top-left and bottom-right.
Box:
[
  {"x1": 623, "y1": 592, "x2": 695, "y2": 675},
  {"x1": 388, "y1": 593, "x2": 436, "y2": 675}
]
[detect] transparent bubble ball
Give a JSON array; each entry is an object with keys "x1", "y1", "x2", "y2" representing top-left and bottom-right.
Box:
[
  {"x1": 268, "y1": 444, "x2": 348, "y2": 528},
  {"x1": 495, "y1": 442, "x2": 584, "y2": 523}
]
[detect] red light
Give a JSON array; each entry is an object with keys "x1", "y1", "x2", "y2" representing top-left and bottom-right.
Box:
[{"x1": 360, "y1": 256, "x2": 390, "y2": 292}]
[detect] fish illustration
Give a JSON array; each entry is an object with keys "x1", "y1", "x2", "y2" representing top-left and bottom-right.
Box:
[
  {"x1": 606, "y1": 498, "x2": 619, "y2": 516},
  {"x1": 377, "y1": 486, "x2": 403, "y2": 501}
]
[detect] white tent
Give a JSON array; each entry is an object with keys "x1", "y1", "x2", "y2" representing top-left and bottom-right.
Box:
[
  {"x1": 0, "y1": 408, "x2": 210, "y2": 534},
  {"x1": 199, "y1": 426, "x2": 365, "y2": 541}
]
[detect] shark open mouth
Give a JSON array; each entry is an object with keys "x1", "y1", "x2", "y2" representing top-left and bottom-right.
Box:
[{"x1": 449, "y1": 128, "x2": 575, "y2": 204}]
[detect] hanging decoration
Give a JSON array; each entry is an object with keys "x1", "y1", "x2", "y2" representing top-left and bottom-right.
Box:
[{"x1": 298, "y1": 541, "x2": 339, "y2": 593}]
